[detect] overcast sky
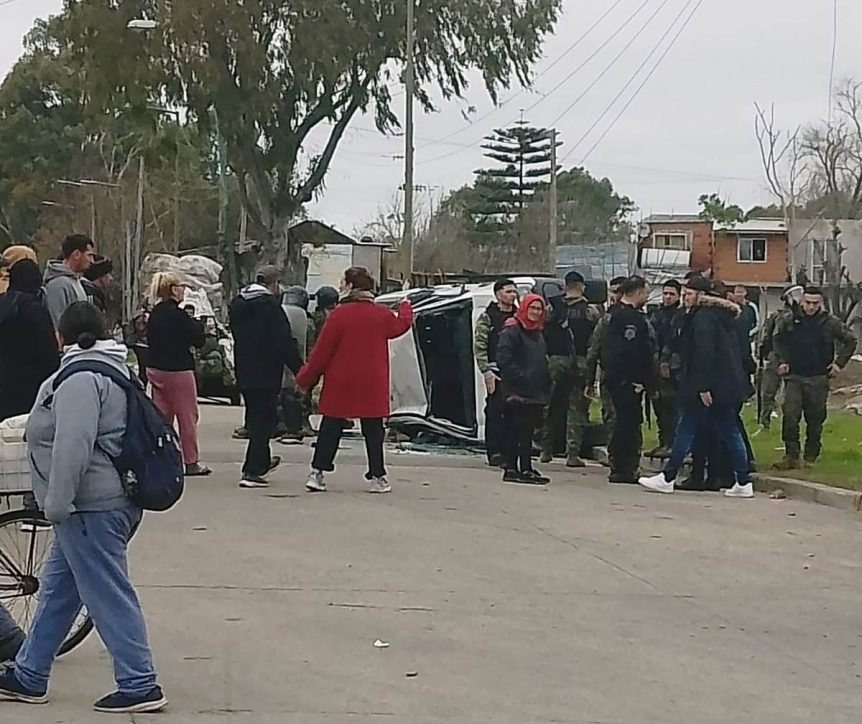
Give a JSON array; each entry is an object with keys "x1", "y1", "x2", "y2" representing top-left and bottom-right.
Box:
[{"x1": 2, "y1": 0, "x2": 860, "y2": 236}]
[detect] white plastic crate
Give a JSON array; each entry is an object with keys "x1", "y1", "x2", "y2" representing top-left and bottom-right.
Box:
[{"x1": 0, "y1": 415, "x2": 31, "y2": 494}]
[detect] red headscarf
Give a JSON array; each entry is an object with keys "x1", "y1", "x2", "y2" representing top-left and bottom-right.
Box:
[{"x1": 505, "y1": 293, "x2": 546, "y2": 331}]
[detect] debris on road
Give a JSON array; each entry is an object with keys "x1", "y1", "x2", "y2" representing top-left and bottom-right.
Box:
[{"x1": 373, "y1": 639, "x2": 390, "y2": 649}]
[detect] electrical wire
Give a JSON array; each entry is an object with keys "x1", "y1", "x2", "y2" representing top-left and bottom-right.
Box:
[
  {"x1": 414, "y1": 0, "x2": 631, "y2": 150},
  {"x1": 418, "y1": 0, "x2": 669, "y2": 166},
  {"x1": 517, "y1": 0, "x2": 663, "y2": 123},
  {"x1": 538, "y1": 0, "x2": 673, "y2": 129},
  {"x1": 561, "y1": 0, "x2": 706, "y2": 167}
]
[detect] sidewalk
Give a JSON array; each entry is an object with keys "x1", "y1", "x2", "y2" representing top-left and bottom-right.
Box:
[{"x1": 11, "y1": 406, "x2": 862, "y2": 723}]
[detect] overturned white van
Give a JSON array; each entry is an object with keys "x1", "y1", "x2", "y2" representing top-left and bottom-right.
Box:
[{"x1": 377, "y1": 277, "x2": 566, "y2": 443}]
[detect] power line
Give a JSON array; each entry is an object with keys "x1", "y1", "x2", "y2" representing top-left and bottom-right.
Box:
[
  {"x1": 414, "y1": 0, "x2": 630, "y2": 150},
  {"x1": 515, "y1": 0, "x2": 660, "y2": 121},
  {"x1": 543, "y1": 0, "x2": 674, "y2": 129},
  {"x1": 563, "y1": 0, "x2": 706, "y2": 167},
  {"x1": 417, "y1": 0, "x2": 673, "y2": 167}
]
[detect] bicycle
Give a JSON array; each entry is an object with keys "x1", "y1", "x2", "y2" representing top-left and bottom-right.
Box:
[{"x1": 0, "y1": 497, "x2": 94, "y2": 657}]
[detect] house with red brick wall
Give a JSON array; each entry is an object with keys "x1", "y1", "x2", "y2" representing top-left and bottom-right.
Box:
[{"x1": 638, "y1": 214, "x2": 790, "y2": 316}]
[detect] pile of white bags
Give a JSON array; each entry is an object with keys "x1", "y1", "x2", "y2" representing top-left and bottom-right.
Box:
[{"x1": 140, "y1": 253, "x2": 225, "y2": 318}]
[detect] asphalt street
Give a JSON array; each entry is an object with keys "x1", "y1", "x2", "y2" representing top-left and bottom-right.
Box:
[{"x1": 9, "y1": 405, "x2": 862, "y2": 723}]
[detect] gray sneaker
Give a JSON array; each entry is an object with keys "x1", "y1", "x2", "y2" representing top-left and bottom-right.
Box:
[
  {"x1": 306, "y1": 470, "x2": 326, "y2": 492},
  {"x1": 368, "y1": 477, "x2": 392, "y2": 494}
]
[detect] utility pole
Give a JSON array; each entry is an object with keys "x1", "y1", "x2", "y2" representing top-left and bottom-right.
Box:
[
  {"x1": 403, "y1": 0, "x2": 416, "y2": 285},
  {"x1": 132, "y1": 156, "x2": 145, "y2": 310},
  {"x1": 549, "y1": 128, "x2": 558, "y2": 275},
  {"x1": 210, "y1": 107, "x2": 237, "y2": 301}
]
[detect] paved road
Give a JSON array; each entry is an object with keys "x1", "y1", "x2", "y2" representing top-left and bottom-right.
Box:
[{"x1": 11, "y1": 406, "x2": 862, "y2": 723}]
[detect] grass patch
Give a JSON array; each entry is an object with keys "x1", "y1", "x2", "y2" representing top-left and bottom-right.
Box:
[{"x1": 642, "y1": 403, "x2": 862, "y2": 491}]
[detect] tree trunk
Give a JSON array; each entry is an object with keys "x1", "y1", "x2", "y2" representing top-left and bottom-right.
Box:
[{"x1": 262, "y1": 215, "x2": 305, "y2": 286}]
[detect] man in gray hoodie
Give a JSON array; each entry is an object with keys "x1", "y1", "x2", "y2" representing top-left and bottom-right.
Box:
[{"x1": 43, "y1": 234, "x2": 95, "y2": 328}]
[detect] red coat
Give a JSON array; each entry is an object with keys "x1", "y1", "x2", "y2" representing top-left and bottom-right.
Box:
[{"x1": 296, "y1": 298, "x2": 413, "y2": 419}]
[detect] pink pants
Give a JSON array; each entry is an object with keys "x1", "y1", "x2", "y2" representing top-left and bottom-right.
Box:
[{"x1": 147, "y1": 369, "x2": 200, "y2": 466}]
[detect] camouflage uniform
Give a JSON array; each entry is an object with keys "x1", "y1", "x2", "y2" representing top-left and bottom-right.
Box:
[
  {"x1": 773, "y1": 310, "x2": 856, "y2": 463},
  {"x1": 541, "y1": 295, "x2": 601, "y2": 462},
  {"x1": 586, "y1": 309, "x2": 616, "y2": 431},
  {"x1": 757, "y1": 308, "x2": 789, "y2": 427}
]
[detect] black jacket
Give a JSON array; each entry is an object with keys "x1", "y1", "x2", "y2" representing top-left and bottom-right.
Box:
[
  {"x1": 677, "y1": 296, "x2": 748, "y2": 407},
  {"x1": 146, "y1": 299, "x2": 207, "y2": 372},
  {"x1": 602, "y1": 303, "x2": 655, "y2": 388},
  {"x1": 0, "y1": 289, "x2": 60, "y2": 420},
  {"x1": 496, "y1": 321, "x2": 551, "y2": 406},
  {"x1": 229, "y1": 286, "x2": 302, "y2": 392}
]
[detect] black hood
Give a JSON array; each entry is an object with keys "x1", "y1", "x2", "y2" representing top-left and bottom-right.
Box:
[{"x1": 230, "y1": 287, "x2": 279, "y2": 323}]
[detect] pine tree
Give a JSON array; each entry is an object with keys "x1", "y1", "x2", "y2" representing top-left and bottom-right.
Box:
[{"x1": 470, "y1": 122, "x2": 557, "y2": 240}]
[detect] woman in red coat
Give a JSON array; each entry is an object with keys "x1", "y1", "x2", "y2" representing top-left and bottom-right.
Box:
[{"x1": 296, "y1": 267, "x2": 413, "y2": 494}]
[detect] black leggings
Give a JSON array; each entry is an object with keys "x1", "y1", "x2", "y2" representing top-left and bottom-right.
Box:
[
  {"x1": 504, "y1": 402, "x2": 543, "y2": 473},
  {"x1": 313, "y1": 417, "x2": 387, "y2": 480}
]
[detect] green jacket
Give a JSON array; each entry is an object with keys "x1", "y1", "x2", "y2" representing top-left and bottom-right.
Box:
[
  {"x1": 759, "y1": 308, "x2": 790, "y2": 360},
  {"x1": 773, "y1": 310, "x2": 857, "y2": 371}
]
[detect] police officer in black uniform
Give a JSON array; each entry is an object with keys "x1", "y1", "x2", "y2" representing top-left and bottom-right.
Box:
[{"x1": 601, "y1": 276, "x2": 655, "y2": 483}]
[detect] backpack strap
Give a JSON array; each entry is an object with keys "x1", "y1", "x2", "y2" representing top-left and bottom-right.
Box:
[{"x1": 46, "y1": 360, "x2": 140, "y2": 409}]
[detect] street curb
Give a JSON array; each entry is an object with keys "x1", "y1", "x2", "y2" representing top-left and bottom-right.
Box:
[
  {"x1": 753, "y1": 474, "x2": 862, "y2": 513},
  {"x1": 639, "y1": 454, "x2": 862, "y2": 514}
]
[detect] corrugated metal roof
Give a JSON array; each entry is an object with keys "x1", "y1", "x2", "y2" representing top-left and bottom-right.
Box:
[
  {"x1": 644, "y1": 213, "x2": 703, "y2": 224},
  {"x1": 556, "y1": 242, "x2": 633, "y2": 280},
  {"x1": 715, "y1": 219, "x2": 787, "y2": 234}
]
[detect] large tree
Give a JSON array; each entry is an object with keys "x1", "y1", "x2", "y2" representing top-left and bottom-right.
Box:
[
  {"x1": 43, "y1": 0, "x2": 562, "y2": 281},
  {"x1": 0, "y1": 12, "x2": 221, "y2": 261}
]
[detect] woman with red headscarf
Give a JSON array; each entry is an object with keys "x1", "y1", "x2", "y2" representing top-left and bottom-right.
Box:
[{"x1": 495, "y1": 293, "x2": 552, "y2": 484}]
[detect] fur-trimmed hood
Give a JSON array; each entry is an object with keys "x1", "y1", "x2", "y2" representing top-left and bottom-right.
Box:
[{"x1": 696, "y1": 295, "x2": 741, "y2": 318}]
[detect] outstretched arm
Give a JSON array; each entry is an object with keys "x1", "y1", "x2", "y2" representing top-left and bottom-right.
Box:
[{"x1": 383, "y1": 299, "x2": 414, "y2": 339}]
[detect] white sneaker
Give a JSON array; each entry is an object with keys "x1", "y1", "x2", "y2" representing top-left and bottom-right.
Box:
[
  {"x1": 638, "y1": 472, "x2": 675, "y2": 494},
  {"x1": 368, "y1": 477, "x2": 392, "y2": 494},
  {"x1": 724, "y1": 482, "x2": 755, "y2": 498},
  {"x1": 306, "y1": 470, "x2": 326, "y2": 492},
  {"x1": 239, "y1": 475, "x2": 269, "y2": 489}
]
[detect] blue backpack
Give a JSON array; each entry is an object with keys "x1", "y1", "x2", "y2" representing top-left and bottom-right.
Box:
[{"x1": 51, "y1": 360, "x2": 185, "y2": 512}]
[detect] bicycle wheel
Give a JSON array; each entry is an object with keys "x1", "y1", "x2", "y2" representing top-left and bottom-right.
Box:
[{"x1": 0, "y1": 508, "x2": 93, "y2": 657}]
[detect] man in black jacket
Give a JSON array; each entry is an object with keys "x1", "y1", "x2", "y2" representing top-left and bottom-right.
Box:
[
  {"x1": 647, "y1": 279, "x2": 682, "y2": 455},
  {"x1": 229, "y1": 266, "x2": 303, "y2": 488},
  {"x1": 0, "y1": 259, "x2": 60, "y2": 422},
  {"x1": 639, "y1": 276, "x2": 754, "y2": 498},
  {"x1": 601, "y1": 276, "x2": 654, "y2": 484}
]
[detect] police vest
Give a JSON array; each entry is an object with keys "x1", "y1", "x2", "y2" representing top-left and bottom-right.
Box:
[{"x1": 787, "y1": 316, "x2": 833, "y2": 377}]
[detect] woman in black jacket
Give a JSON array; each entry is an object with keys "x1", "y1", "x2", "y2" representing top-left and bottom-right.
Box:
[
  {"x1": 0, "y1": 259, "x2": 59, "y2": 421},
  {"x1": 496, "y1": 293, "x2": 552, "y2": 485},
  {"x1": 146, "y1": 272, "x2": 210, "y2": 477}
]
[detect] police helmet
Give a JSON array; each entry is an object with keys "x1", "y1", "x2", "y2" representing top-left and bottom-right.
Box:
[
  {"x1": 314, "y1": 285, "x2": 339, "y2": 309},
  {"x1": 283, "y1": 285, "x2": 310, "y2": 310}
]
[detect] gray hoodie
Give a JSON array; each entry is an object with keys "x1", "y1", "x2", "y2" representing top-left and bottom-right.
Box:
[
  {"x1": 43, "y1": 260, "x2": 87, "y2": 328},
  {"x1": 26, "y1": 340, "x2": 132, "y2": 523}
]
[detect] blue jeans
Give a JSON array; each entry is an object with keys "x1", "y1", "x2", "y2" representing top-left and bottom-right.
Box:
[
  {"x1": 664, "y1": 402, "x2": 751, "y2": 485},
  {"x1": 14, "y1": 508, "x2": 158, "y2": 696},
  {"x1": 0, "y1": 604, "x2": 24, "y2": 654}
]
